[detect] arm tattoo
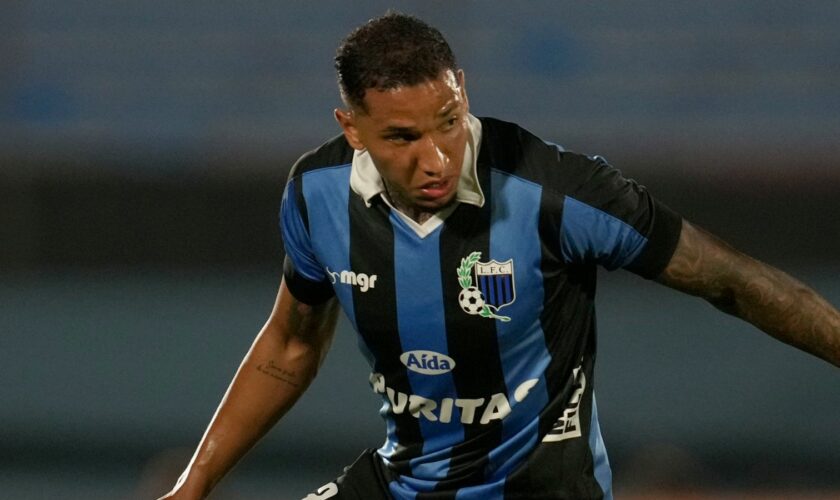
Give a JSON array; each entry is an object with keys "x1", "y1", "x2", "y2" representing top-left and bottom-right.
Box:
[
  {"x1": 658, "y1": 221, "x2": 840, "y2": 367},
  {"x1": 256, "y1": 360, "x2": 300, "y2": 388}
]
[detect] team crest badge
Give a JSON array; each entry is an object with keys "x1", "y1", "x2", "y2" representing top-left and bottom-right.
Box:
[{"x1": 457, "y1": 251, "x2": 515, "y2": 322}]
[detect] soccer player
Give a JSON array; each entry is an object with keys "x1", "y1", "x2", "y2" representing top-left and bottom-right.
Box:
[{"x1": 159, "y1": 13, "x2": 840, "y2": 500}]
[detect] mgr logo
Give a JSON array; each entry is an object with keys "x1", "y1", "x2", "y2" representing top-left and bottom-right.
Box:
[
  {"x1": 457, "y1": 251, "x2": 515, "y2": 322},
  {"x1": 400, "y1": 350, "x2": 456, "y2": 375},
  {"x1": 325, "y1": 266, "x2": 377, "y2": 293}
]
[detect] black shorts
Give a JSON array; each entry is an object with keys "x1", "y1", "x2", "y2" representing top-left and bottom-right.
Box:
[{"x1": 301, "y1": 449, "x2": 392, "y2": 500}]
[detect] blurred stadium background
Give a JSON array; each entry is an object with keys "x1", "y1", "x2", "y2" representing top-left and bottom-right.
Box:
[{"x1": 1, "y1": 1, "x2": 838, "y2": 498}]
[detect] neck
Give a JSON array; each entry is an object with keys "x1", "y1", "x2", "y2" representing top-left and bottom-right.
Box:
[{"x1": 384, "y1": 184, "x2": 436, "y2": 224}]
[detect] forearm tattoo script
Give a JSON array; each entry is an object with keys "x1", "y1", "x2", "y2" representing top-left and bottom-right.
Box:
[
  {"x1": 254, "y1": 296, "x2": 340, "y2": 385},
  {"x1": 256, "y1": 360, "x2": 301, "y2": 387}
]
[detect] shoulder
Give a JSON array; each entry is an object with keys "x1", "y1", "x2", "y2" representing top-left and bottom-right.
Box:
[
  {"x1": 477, "y1": 116, "x2": 610, "y2": 194},
  {"x1": 288, "y1": 133, "x2": 355, "y2": 182}
]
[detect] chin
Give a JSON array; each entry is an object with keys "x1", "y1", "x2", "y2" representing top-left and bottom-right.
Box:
[{"x1": 416, "y1": 194, "x2": 456, "y2": 211}]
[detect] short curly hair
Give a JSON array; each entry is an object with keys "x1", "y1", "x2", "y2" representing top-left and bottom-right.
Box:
[{"x1": 335, "y1": 12, "x2": 458, "y2": 111}]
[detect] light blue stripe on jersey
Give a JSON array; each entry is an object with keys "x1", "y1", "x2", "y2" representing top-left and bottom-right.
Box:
[
  {"x1": 485, "y1": 169, "x2": 552, "y2": 483},
  {"x1": 589, "y1": 396, "x2": 613, "y2": 499},
  {"x1": 389, "y1": 481, "x2": 418, "y2": 500},
  {"x1": 391, "y1": 214, "x2": 463, "y2": 487},
  {"x1": 280, "y1": 180, "x2": 324, "y2": 282},
  {"x1": 560, "y1": 196, "x2": 648, "y2": 270},
  {"x1": 300, "y1": 164, "x2": 356, "y2": 329}
]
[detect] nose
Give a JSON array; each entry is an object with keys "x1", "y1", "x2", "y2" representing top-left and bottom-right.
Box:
[{"x1": 416, "y1": 136, "x2": 448, "y2": 177}]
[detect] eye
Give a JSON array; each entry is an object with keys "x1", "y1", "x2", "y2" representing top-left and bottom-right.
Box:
[
  {"x1": 442, "y1": 115, "x2": 459, "y2": 130},
  {"x1": 384, "y1": 130, "x2": 421, "y2": 144},
  {"x1": 385, "y1": 133, "x2": 412, "y2": 143}
]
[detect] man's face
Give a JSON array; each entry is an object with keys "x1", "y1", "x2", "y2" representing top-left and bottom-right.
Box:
[{"x1": 335, "y1": 69, "x2": 470, "y2": 216}]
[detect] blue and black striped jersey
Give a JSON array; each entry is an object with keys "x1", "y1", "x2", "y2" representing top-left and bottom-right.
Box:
[{"x1": 280, "y1": 116, "x2": 682, "y2": 499}]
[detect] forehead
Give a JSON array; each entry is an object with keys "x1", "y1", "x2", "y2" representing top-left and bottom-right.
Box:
[{"x1": 359, "y1": 70, "x2": 463, "y2": 125}]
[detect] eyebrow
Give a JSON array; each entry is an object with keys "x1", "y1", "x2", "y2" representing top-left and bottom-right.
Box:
[
  {"x1": 379, "y1": 103, "x2": 460, "y2": 135},
  {"x1": 438, "y1": 103, "x2": 457, "y2": 117},
  {"x1": 381, "y1": 125, "x2": 417, "y2": 135}
]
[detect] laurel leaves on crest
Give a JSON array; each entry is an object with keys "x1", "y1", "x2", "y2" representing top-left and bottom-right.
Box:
[{"x1": 457, "y1": 251, "x2": 482, "y2": 289}]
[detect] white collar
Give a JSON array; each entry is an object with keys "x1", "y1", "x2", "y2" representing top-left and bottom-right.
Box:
[{"x1": 348, "y1": 114, "x2": 484, "y2": 237}]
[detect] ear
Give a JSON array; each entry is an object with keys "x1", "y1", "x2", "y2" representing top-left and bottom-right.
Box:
[
  {"x1": 334, "y1": 108, "x2": 365, "y2": 150},
  {"x1": 456, "y1": 69, "x2": 469, "y2": 113}
]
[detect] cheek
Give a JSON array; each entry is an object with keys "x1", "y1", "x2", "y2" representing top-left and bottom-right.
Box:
[
  {"x1": 371, "y1": 151, "x2": 413, "y2": 183},
  {"x1": 442, "y1": 133, "x2": 468, "y2": 167},
  {"x1": 446, "y1": 143, "x2": 464, "y2": 166}
]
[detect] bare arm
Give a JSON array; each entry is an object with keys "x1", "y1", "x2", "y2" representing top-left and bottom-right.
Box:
[
  {"x1": 657, "y1": 220, "x2": 840, "y2": 367},
  {"x1": 160, "y1": 278, "x2": 340, "y2": 499}
]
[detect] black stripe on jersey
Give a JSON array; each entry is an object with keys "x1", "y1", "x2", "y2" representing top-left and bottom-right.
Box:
[
  {"x1": 427, "y1": 162, "x2": 507, "y2": 496},
  {"x1": 503, "y1": 187, "x2": 602, "y2": 496},
  {"x1": 504, "y1": 359, "x2": 603, "y2": 498},
  {"x1": 293, "y1": 174, "x2": 310, "y2": 232},
  {"x1": 348, "y1": 193, "x2": 422, "y2": 475},
  {"x1": 537, "y1": 187, "x2": 597, "y2": 434}
]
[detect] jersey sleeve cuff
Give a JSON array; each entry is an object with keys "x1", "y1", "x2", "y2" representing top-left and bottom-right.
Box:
[
  {"x1": 283, "y1": 256, "x2": 336, "y2": 305},
  {"x1": 624, "y1": 200, "x2": 683, "y2": 280}
]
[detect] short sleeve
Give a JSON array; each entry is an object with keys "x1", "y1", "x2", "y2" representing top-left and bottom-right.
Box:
[
  {"x1": 279, "y1": 177, "x2": 335, "y2": 304},
  {"x1": 559, "y1": 156, "x2": 682, "y2": 279}
]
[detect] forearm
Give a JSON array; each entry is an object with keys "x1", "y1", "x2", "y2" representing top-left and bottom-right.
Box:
[
  {"x1": 711, "y1": 256, "x2": 840, "y2": 366},
  {"x1": 659, "y1": 221, "x2": 840, "y2": 367},
  {"x1": 179, "y1": 325, "x2": 322, "y2": 496},
  {"x1": 167, "y1": 283, "x2": 339, "y2": 499}
]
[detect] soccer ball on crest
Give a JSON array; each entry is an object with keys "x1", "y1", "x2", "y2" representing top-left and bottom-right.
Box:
[{"x1": 458, "y1": 286, "x2": 485, "y2": 315}]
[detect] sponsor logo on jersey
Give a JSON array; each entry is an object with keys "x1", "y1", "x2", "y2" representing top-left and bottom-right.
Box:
[
  {"x1": 325, "y1": 266, "x2": 377, "y2": 292},
  {"x1": 456, "y1": 251, "x2": 515, "y2": 321},
  {"x1": 303, "y1": 482, "x2": 338, "y2": 500},
  {"x1": 400, "y1": 350, "x2": 456, "y2": 375},
  {"x1": 370, "y1": 372, "x2": 539, "y2": 425},
  {"x1": 542, "y1": 365, "x2": 585, "y2": 442}
]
